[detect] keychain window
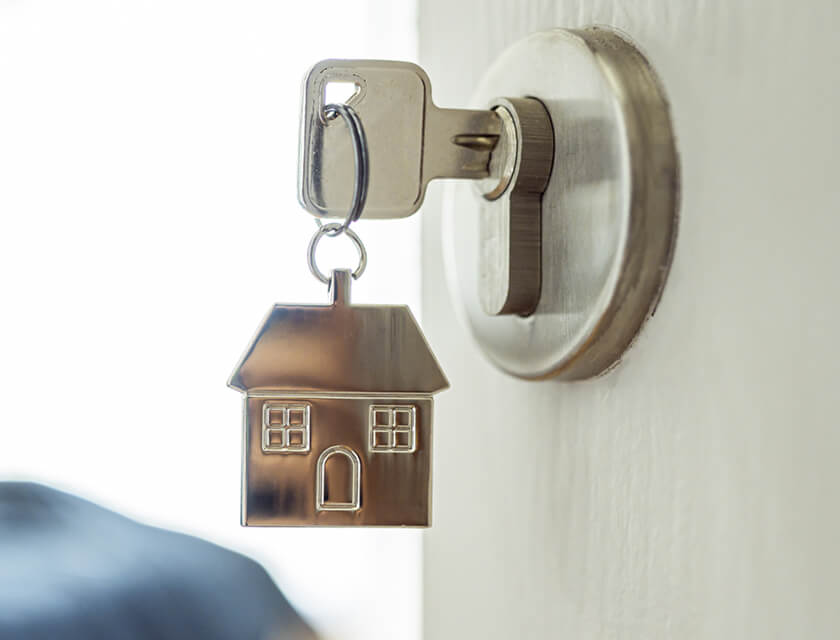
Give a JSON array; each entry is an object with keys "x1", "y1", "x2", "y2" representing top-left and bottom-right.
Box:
[
  {"x1": 369, "y1": 406, "x2": 416, "y2": 453},
  {"x1": 262, "y1": 403, "x2": 311, "y2": 453}
]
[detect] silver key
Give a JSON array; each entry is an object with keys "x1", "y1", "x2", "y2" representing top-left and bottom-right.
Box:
[{"x1": 298, "y1": 59, "x2": 501, "y2": 219}]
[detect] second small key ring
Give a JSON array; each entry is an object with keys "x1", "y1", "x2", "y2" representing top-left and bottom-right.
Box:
[
  {"x1": 322, "y1": 102, "x2": 369, "y2": 236},
  {"x1": 308, "y1": 222, "x2": 368, "y2": 284}
]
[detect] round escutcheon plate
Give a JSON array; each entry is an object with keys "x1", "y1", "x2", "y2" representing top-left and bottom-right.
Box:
[{"x1": 443, "y1": 27, "x2": 680, "y2": 380}]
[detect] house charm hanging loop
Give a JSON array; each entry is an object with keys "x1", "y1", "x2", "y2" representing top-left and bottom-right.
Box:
[{"x1": 228, "y1": 269, "x2": 448, "y2": 527}]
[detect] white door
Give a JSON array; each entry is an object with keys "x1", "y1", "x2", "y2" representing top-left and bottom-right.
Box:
[{"x1": 418, "y1": 2, "x2": 840, "y2": 638}]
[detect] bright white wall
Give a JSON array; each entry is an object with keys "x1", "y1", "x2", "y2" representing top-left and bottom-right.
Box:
[{"x1": 0, "y1": 2, "x2": 420, "y2": 639}]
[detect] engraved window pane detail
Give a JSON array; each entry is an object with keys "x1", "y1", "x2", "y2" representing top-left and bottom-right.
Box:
[
  {"x1": 261, "y1": 403, "x2": 310, "y2": 453},
  {"x1": 369, "y1": 405, "x2": 416, "y2": 453}
]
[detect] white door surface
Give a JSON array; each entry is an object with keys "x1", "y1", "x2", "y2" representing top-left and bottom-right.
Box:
[{"x1": 418, "y1": 2, "x2": 840, "y2": 638}]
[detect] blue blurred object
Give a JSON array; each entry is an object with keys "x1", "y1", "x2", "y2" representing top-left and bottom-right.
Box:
[{"x1": 0, "y1": 483, "x2": 316, "y2": 639}]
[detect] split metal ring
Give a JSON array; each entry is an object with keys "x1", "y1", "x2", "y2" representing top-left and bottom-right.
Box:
[
  {"x1": 307, "y1": 222, "x2": 367, "y2": 284},
  {"x1": 321, "y1": 102, "x2": 369, "y2": 236}
]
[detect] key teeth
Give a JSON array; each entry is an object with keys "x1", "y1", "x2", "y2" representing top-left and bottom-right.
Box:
[{"x1": 451, "y1": 134, "x2": 500, "y2": 152}]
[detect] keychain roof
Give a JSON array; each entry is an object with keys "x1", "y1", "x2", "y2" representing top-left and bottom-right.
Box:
[{"x1": 228, "y1": 270, "x2": 448, "y2": 395}]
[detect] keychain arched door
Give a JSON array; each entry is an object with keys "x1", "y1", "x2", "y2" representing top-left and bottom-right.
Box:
[{"x1": 315, "y1": 445, "x2": 361, "y2": 512}]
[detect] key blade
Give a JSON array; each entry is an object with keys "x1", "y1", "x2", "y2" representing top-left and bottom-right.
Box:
[{"x1": 423, "y1": 107, "x2": 501, "y2": 182}]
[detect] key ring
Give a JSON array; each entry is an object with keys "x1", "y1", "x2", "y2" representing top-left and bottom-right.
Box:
[
  {"x1": 321, "y1": 102, "x2": 369, "y2": 236},
  {"x1": 306, "y1": 102, "x2": 369, "y2": 285},
  {"x1": 308, "y1": 222, "x2": 367, "y2": 284}
]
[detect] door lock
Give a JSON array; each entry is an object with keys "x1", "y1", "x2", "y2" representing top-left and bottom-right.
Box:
[{"x1": 298, "y1": 26, "x2": 680, "y2": 380}]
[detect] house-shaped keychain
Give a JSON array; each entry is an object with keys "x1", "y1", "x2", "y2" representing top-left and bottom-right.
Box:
[{"x1": 228, "y1": 270, "x2": 448, "y2": 526}]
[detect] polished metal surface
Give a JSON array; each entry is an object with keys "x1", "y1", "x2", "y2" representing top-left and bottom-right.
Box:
[
  {"x1": 477, "y1": 97, "x2": 553, "y2": 316},
  {"x1": 443, "y1": 27, "x2": 680, "y2": 379},
  {"x1": 229, "y1": 270, "x2": 448, "y2": 526},
  {"x1": 299, "y1": 59, "x2": 501, "y2": 219}
]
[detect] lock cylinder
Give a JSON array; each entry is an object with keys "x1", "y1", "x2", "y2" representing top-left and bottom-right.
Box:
[{"x1": 476, "y1": 97, "x2": 554, "y2": 317}]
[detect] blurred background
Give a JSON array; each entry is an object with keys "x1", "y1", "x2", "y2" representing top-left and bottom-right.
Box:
[{"x1": 0, "y1": 1, "x2": 421, "y2": 639}]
